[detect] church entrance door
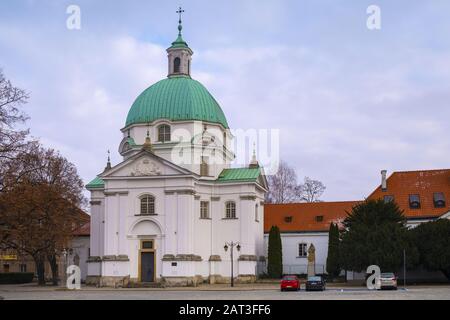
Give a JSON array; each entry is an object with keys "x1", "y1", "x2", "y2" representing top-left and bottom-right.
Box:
[
  {"x1": 140, "y1": 252, "x2": 155, "y2": 282},
  {"x1": 139, "y1": 240, "x2": 156, "y2": 282}
]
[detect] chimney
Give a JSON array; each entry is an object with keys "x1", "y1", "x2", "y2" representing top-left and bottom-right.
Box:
[{"x1": 381, "y1": 170, "x2": 387, "y2": 191}]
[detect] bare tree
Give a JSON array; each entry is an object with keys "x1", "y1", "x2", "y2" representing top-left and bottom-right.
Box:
[
  {"x1": 0, "y1": 69, "x2": 33, "y2": 192},
  {"x1": 266, "y1": 161, "x2": 326, "y2": 204},
  {"x1": 299, "y1": 177, "x2": 326, "y2": 203},
  {"x1": 266, "y1": 161, "x2": 302, "y2": 203},
  {"x1": 0, "y1": 69, "x2": 30, "y2": 157}
]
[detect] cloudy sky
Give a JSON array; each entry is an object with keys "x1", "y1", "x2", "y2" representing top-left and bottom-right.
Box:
[{"x1": 1, "y1": 0, "x2": 450, "y2": 201}]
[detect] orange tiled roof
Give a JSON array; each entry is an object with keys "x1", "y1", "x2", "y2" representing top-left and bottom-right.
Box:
[
  {"x1": 73, "y1": 221, "x2": 90, "y2": 236},
  {"x1": 73, "y1": 211, "x2": 90, "y2": 236},
  {"x1": 264, "y1": 201, "x2": 361, "y2": 233},
  {"x1": 367, "y1": 169, "x2": 450, "y2": 218}
]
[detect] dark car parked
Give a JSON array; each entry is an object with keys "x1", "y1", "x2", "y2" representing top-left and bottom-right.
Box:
[{"x1": 305, "y1": 275, "x2": 326, "y2": 291}]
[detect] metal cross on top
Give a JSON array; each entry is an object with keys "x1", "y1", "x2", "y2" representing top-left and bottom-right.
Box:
[{"x1": 176, "y1": 6, "x2": 185, "y2": 23}]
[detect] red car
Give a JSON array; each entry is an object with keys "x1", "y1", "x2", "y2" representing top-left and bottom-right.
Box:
[{"x1": 280, "y1": 275, "x2": 301, "y2": 291}]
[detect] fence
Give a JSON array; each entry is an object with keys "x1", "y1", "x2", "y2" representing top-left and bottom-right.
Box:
[
  {"x1": 283, "y1": 264, "x2": 325, "y2": 275},
  {"x1": 256, "y1": 261, "x2": 266, "y2": 275},
  {"x1": 256, "y1": 262, "x2": 326, "y2": 276}
]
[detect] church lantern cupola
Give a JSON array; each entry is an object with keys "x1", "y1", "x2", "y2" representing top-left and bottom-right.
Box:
[{"x1": 167, "y1": 7, "x2": 193, "y2": 78}]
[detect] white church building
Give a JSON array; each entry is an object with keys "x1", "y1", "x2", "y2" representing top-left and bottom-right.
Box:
[{"x1": 85, "y1": 18, "x2": 268, "y2": 287}]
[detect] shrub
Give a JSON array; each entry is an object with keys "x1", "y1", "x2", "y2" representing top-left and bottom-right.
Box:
[
  {"x1": 267, "y1": 225, "x2": 283, "y2": 278},
  {"x1": 0, "y1": 272, "x2": 34, "y2": 284}
]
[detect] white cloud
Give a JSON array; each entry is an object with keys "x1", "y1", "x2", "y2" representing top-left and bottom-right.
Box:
[{"x1": 1, "y1": 1, "x2": 450, "y2": 202}]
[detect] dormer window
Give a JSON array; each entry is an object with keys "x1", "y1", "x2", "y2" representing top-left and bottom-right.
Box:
[
  {"x1": 433, "y1": 192, "x2": 446, "y2": 208},
  {"x1": 174, "y1": 57, "x2": 181, "y2": 73},
  {"x1": 409, "y1": 194, "x2": 421, "y2": 209},
  {"x1": 158, "y1": 124, "x2": 171, "y2": 142}
]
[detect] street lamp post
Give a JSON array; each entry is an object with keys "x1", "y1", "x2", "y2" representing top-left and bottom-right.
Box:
[
  {"x1": 224, "y1": 241, "x2": 241, "y2": 287},
  {"x1": 62, "y1": 248, "x2": 68, "y2": 288}
]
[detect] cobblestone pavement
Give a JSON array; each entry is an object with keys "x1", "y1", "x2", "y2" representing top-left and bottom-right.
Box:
[{"x1": 1, "y1": 284, "x2": 450, "y2": 300}]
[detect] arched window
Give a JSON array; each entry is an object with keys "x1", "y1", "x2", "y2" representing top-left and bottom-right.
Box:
[
  {"x1": 140, "y1": 195, "x2": 155, "y2": 215},
  {"x1": 174, "y1": 57, "x2": 181, "y2": 73},
  {"x1": 158, "y1": 124, "x2": 171, "y2": 142},
  {"x1": 225, "y1": 201, "x2": 236, "y2": 219}
]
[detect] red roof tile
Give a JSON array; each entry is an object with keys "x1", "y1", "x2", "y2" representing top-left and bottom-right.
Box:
[
  {"x1": 367, "y1": 169, "x2": 450, "y2": 218},
  {"x1": 73, "y1": 211, "x2": 90, "y2": 236},
  {"x1": 264, "y1": 201, "x2": 361, "y2": 233},
  {"x1": 73, "y1": 221, "x2": 90, "y2": 236}
]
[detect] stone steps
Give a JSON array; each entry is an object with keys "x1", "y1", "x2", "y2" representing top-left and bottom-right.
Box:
[{"x1": 127, "y1": 282, "x2": 161, "y2": 288}]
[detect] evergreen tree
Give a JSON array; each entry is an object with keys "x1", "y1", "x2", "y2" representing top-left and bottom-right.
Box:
[
  {"x1": 267, "y1": 225, "x2": 283, "y2": 278},
  {"x1": 340, "y1": 199, "x2": 415, "y2": 272},
  {"x1": 326, "y1": 223, "x2": 341, "y2": 279},
  {"x1": 411, "y1": 219, "x2": 450, "y2": 280}
]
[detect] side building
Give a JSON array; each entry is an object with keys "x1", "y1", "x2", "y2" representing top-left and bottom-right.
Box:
[
  {"x1": 0, "y1": 212, "x2": 90, "y2": 283},
  {"x1": 264, "y1": 169, "x2": 450, "y2": 280},
  {"x1": 264, "y1": 201, "x2": 360, "y2": 275}
]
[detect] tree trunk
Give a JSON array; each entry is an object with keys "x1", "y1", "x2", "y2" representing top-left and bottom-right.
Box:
[
  {"x1": 48, "y1": 254, "x2": 59, "y2": 286},
  {"x1": 34, "y1": 255, "x2": 46, "y2": 286}
]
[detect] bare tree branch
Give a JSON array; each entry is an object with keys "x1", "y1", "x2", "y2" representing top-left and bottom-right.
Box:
[
  {"x1": 299, "y1": 176, "x2": 326, "y2": 202},
  {"x1": 266, "y1": 161, "x2": 326, "y2": 203}
]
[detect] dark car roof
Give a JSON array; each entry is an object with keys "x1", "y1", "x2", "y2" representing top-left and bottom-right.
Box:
[{"x1": 307, "y1": 276, "x2": 323, "y2": 280}]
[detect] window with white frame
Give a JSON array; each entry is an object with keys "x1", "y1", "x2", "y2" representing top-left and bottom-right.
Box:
[
  {"x1": 158, "y1": 124, "x2": 171, "y2": 142},
  {"x1": 298, "y1": 243, "x2": 307, "y2": 258},
  {"x1": 140, "y1": 195, "x2": 155, "y2": 215},
  {"x1": 200, "y1": 201, "x2": 209, "y2": 219},
  {"x1": 225, "y1": 201, "x2": 236, "y2": 219}
]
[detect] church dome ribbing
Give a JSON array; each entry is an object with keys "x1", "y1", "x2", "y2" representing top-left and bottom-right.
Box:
[{"x1": 125, "y1": 76, "x2": 229, "y2": 128}]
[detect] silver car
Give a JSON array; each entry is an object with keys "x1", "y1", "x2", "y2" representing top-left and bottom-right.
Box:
[{"x1": 377, "y1": 272, "x2": 398, "y2": 290}]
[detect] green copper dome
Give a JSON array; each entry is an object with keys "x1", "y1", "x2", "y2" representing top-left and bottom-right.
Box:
[{"x1": 125, "y1": 76, "x2": 229, "y2": 128}]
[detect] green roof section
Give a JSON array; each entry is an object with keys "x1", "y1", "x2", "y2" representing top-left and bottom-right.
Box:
[
  {"x1": 125, "y1": 76, "x2": 229, "y2": 128},
  {"x1": 86, "y1": 176, "x2": 105, "y2": 189},
  {"x1": 126, "y1": 137, "x2": 137, "y2": 146},
  {"x1": 217, "y1": 168, "x2": 261, "y2": 183},
  {"x1": 169, "y1": 34, "x2": 189, "y2": 49}
]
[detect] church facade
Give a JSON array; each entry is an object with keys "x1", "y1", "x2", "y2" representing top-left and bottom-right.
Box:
[{"x1": 85, "y1": 20, "x2": 268, "y2": 287}]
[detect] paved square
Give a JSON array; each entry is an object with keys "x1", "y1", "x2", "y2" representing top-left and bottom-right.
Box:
[{"x1": 1, "y1": 284, "x2": 450, "y2": 300}]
